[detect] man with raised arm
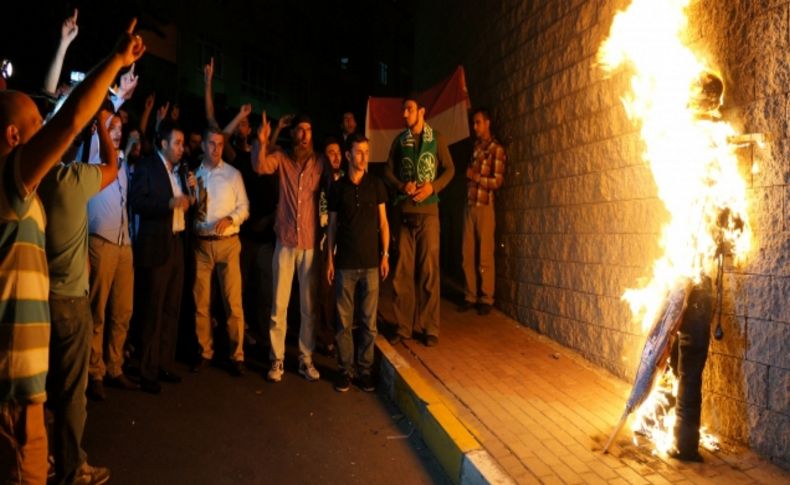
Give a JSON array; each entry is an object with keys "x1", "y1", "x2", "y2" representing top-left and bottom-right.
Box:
[
  {"x1": 253, "y1": 112, "x2": 325, "y2": 382},
  {"x1": 0, "y1": 17, "x2": 145, "y2": 485}
]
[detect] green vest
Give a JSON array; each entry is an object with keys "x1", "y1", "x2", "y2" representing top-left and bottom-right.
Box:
[{"x1": 395, "y1": 123, "x2": 439, "y2": 206}]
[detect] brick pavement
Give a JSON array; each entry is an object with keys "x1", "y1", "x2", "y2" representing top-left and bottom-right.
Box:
[{"x1": 391, "y1": 299, "x2": 790, "y2": 485}]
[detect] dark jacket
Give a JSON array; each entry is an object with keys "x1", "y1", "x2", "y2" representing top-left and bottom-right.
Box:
[{"x1": 130, "y1": 154, "x2": 179, "y2": 267}]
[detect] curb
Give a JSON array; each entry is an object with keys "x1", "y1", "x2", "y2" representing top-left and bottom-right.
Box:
[{"x1": 377, "y1": 337, "x2": 514, "y2": 485}]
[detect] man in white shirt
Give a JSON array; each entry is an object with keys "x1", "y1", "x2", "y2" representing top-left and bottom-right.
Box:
[{"x1": 191, "y1": 127, "x2": 250, "y2": 376}]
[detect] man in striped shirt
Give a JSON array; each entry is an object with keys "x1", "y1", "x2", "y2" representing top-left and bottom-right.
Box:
[
  {"x1": 0, "y1": 20, "x2": 144, "y2": 483},
  {"x1": 459, "y1": 108, "x2": 506, "y2": 316}
]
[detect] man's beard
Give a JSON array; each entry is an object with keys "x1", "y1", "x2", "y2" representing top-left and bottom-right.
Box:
[{"x1": 293, "y1": 142, "x2": 313, "y2": 161}]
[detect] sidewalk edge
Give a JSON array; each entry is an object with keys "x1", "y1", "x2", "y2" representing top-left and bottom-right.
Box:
[{"x1": 377, "y1": 337, "x2": 515, "y2": 485}]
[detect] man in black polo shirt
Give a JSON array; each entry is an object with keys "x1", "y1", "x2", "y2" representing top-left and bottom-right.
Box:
[{"x1": 326, "y1": 134, "x2": 390, "y2": 392}]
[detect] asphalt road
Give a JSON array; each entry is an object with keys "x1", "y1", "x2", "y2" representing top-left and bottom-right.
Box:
[{"x1": 83, "y1": 347, "x2": 449, "y2": 485}]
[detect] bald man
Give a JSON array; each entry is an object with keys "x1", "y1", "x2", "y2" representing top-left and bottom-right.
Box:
[{"x1": 0, "y1": 22, "x2": 144, "y2": 484}]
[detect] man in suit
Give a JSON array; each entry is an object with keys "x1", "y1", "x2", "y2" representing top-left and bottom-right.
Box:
[{"x1": 130, "y1": 121, "x2": 194, "y2": 393}]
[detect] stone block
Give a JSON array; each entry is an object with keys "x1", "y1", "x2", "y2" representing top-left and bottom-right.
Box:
[
  {"x1": 768, "y1": 366, "x2": 790, "y2": 415},
  {"x1": 747, "y1": 319, "x2": 790, "y2": 368}
]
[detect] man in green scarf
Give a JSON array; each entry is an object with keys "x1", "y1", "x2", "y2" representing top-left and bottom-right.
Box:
[{"x1": 384, "y1": 97, "x2": 455, "y2": 346}]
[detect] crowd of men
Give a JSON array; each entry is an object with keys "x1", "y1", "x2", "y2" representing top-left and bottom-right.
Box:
[{"x1": 0, "y1": 11, "x2": 507, "y2": 485}]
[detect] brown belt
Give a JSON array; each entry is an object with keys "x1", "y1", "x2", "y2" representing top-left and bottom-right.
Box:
[{"x1": 196, "y1": 234, "x2": 238, "y2": 241}]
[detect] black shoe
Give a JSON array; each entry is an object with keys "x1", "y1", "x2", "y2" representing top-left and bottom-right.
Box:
[
  {"x1": 388, "y1": 334, "x2": 402, "y2": 345},
  {"x1": 158, "y1": 369, "x2": 182, "y2": 383},
  {"x1": 457, "y1": 301, "x2": 475, "y2": 312},
  {"x1": 86, "y1": 379, "x2": 106, "y2": 401},
  {"x1": 477, "y1": 303, "x2": 492, "y2": 315},
  {"x1": 140, "y1": 378, "x2": 161, "y2": 395},
  {"x1": 191, "y1": 357, "x2": 211, "y2": 373},
  {"x1": 229, "y1": 360, "x2": 246, "y2": 377},
  {"x1": 357, "y1": 373, "x2": 376, "y2": 392},
  {"x1": 669, "y1": 447, "x2": 704, "y2": 462},
  {"x1": 334, "y1": 373, "x2": 351, "y2": 392},
  {"x1": 425, "y1": 335, "x2": 439, "y2": 347},
  {"x1": 106, "y1": 374, "x2": 140, "y2": 391}
]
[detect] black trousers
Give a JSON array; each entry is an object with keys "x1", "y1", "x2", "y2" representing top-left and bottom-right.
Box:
[
  {"x1": 672, "y1": 279, "x2": 713, "y2": 453},
  {"x1": 137, "y1": 235, "x2": 184, "y2": 381}
]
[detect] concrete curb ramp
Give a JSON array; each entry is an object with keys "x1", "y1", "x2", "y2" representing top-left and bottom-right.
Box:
[{"x1": 377, "y1": 337, "x2": 514, "y2": 485}]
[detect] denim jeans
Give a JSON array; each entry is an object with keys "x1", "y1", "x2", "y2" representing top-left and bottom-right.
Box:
[
  {"x1": 47, "y1": 294, "x2": 92, "y2": 485},
  {"x1": 269, "y1": 242, "x2": 317, "y2": 362},
  {"x1": 335, "y1": 268, "x2": 379, "y2": 376}
]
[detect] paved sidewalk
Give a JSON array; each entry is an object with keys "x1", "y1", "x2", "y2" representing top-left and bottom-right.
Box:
[{"x1": 390, "y1": 299, "x2": 789, "y2": 484}]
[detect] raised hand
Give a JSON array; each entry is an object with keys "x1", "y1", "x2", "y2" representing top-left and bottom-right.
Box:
[
  {"x1": 239, "y1": 103, "x2": 252, "y2": 117},
  {"x1": 203, "y1": 57, "x2": 214, "y2": 84},
  {"x1": 115, "y1": 18, "x2": 146, "y2": 67},
  {"x1": 278, "y1": 113, "x2": 294, "y2": 130},
  {"x1": 61, "y1": 9, "x2": 79, "y2": 45},
  {"x1": 144, "y1": 93, "x2": 155, "y2": 111},
  {"x1": 156, "y1": 101, "x2": 170, "y2": 124},
  {"x1": 258, "y1": 111, "x2": 271, "y2": 143},
  {"x1": 170, "y1": 104, "x2": 180, "y2": 121},
  {"x1": 117, "y1": 63, "x2": 139, "y2": 100}
]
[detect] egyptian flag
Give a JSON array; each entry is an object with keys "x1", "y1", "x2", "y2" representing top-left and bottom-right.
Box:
[{"x1": 365, "y1": 66, "x2": 471, "y2": 163}]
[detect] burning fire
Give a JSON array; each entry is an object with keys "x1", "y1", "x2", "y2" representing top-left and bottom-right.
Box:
[{"x1": 598, "y1": 0, "x2": 752, "y2": 453}]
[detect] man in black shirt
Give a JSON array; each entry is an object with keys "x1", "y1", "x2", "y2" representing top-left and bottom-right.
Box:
[{"x1": 326, "y1": 134, "x2": 390, "y2": 392}]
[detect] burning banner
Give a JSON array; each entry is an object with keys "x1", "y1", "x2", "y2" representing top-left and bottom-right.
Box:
[{"x1": 597, "y1": 0, "x2": 755, "y2": 459}]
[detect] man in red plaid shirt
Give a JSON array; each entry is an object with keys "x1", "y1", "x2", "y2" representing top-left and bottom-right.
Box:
[{"x1": 459, "y1": 108, "x2": 506, "y2": 315}]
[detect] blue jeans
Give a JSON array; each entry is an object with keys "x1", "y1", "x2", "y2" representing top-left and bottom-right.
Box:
[
  {"x1": 335, "y1": 268, "x2": 379, "y2": 376},
  {"x1": 47, "y1": 294, "x2": 92, "y2": 484}
]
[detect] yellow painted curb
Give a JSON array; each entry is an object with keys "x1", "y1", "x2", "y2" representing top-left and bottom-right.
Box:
[{"x1": 377, "y1": 337, "x2": 483, "y2": 483}]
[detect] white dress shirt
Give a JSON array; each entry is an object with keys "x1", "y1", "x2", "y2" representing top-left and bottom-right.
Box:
[
  {"x1": 194, "y1": 159, "x2": 249, "y2": 237},
  {"x1": 158, "y1": 152, "x2": 186, "y2": 233}
]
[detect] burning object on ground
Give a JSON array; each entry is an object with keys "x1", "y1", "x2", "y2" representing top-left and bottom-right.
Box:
[{"x1": 597, "y1": 0, "x2": 760, "y2": 459}]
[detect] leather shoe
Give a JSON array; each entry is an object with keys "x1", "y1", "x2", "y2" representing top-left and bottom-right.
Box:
[
  {"x1": 388, "y1": 334, "x2": 402, "y2": 345},
  {"x1": 106, "y1": 374, "x2": 140, "y2": 390},
  {"x1": 425, "y1": 335, "x2": 439, "y2": 347},
  {"x1": 73, "y1": 462, "x2": 110, "y2": 485},
  {"x1": 457, "y1": 301, "x2": 475, "y2": 312},
  {"x1": 140, "y1": 379, "x2": 161, "y2": 395},
  {"x1": 477, "y1": 303, "x2": 492, "y2": 316},
  {"x1": 229, "y1": 360, "x2": 246, "y2": 377},
  {"x1": 191, "y1": 357, "x2": 211, "y2": 373},
  {"x1": 158, "y1": 369, "x2": 182, "y2": 383},
  {"x1": 86, "y1": 379, "x2": 106, "y2": 401}
]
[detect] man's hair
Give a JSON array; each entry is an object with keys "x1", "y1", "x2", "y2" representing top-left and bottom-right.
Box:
[
  {"x1": 203, "y1": 125, "x2": 223, "y2": 141},
  {"x1": 291, "y1": 113, "x2": 312, "y2": 129},
  {"x1": 324, "y1": 136, "x2": 341, "y2": 150},
  {"x1": 402, "y1": 93, "x2": 423, "y2": 109},
  {"x1": 157, "y1": 120, "x2": 182, "y2": 147},
  {"x1": 345, "y1": 133, "x2": 369, "y2": 153},
  {"x1": 472, "y1": 107, "x2": 491, "y2": 121}
]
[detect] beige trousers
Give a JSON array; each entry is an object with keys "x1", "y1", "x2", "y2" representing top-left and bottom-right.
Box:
[
  {"x1": 193, "y1": 236, "x2": 245, "y2": 362},
  {"x1": 462, "y1": 203, "x2": 496, "y2": 305}
]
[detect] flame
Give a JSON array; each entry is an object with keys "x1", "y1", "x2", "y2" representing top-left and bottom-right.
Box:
[{"x1": 598, "y1": 0, "x2": 751, "y2": 453}]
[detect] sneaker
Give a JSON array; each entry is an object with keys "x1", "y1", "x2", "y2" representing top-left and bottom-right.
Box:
[
  {"x1": 357, "y1": 373, "x2": 376, "y2": 392},
  {"x1": 334, "y1": 373, "x2": 351, "y2": 392},
  {"x1": 267, "y1": 360, "x2": 284, "y2": 382},
  {"x1": 298, "y1": 360, "x2": 320, "y2": 381},
  {"x1": 477, "y1": 303, "x2": 492, "y2": 315},
  {"x1": 86, "y1": 379, "x2": 106, "y2": 401},
  {"x1": 73, "y1": 462, "x2": 110, "y2": 485}
]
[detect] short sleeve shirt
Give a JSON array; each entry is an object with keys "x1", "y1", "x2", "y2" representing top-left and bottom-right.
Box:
[
  {"x1": 328, "y1": 173, "x2": 388, "y2": 270},
  {"x1": 38, "y1": 162, "x2": 103, "y2": 296},
  {"x1": 0, "y1": 150, "x2": 50, "y2": 404}
]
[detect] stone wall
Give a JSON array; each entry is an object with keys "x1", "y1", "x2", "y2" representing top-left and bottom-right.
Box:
[{"x1": 415, "y1": 0, "x2": 789, "y2": 467}]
